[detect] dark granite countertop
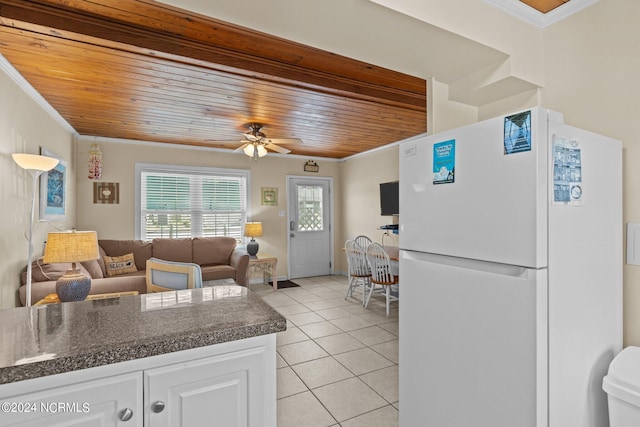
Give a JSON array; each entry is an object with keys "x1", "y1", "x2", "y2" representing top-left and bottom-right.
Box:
[{"x1": 0, "y1": 286, "x2": 286, "y2": 384}]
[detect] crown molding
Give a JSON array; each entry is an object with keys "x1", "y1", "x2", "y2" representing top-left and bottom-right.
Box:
[{"x1": 483, "y1": 0, "x2": 600, "y2": 28}]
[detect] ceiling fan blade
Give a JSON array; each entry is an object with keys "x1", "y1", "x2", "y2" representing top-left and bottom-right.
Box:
[
  {"x1": 264, "y1": 142, "x2": 291, "y2": 154},
  {"x1": 233, "y1": 143, "x2": 250, "y2": 153},
  {"x1": 204, "y1": 139, "x2": 245, "y2": 144},
  {"x1": 269, "y1": 138, "x2": 303, "y2": 145},
  {"x1": 243, "y1": 133, "x2": 260, "y2": 142}
]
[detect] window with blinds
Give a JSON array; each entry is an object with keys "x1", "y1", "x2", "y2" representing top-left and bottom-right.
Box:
[{"x1": 137, "y1": 164, "x2": 249, "y2": 242}]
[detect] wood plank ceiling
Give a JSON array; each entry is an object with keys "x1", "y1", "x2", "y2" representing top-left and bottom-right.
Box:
[{"x1": 0, "y1": 0, "x2": 427, "y2": 159}]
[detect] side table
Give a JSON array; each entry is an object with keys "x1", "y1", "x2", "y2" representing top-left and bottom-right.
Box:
[{"x1": 247, "y1": 254, "x2": 278, "y2": 290}]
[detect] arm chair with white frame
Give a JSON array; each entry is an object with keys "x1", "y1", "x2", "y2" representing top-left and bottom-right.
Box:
[
  {"x1": 365, "y1": 242, "x2": 399, "y2": 316},
  {"x1": 146, "y1": 257, "x2": 203, "y2": 293},
  {"x1": 344, "y1": 239, "x2": 371, "y2": 305}
]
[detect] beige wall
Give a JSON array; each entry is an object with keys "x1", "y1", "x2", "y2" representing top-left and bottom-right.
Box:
[
  {"x1": 337, "y1": 146, "x2": 400, "y2": 273},
  {"x1": 0, "y1": 60, "x2": 76, "y2": 309},
  {"x1": 540, "y1": 0, "x2": 640, "y2": 346},
  {"x1": 75, "y1": 138, "x2": 341, "y2": 281},
  {"x1": 369, "y1": 0, "x2": 544, "y2": 86},
  {"x1": 77, "y1": 136, "x2": 405, "y2": 281}
]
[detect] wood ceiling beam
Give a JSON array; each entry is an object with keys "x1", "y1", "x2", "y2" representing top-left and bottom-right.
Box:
[{"x1": 0, "y1": 0, "x2": 426, "y2": 110}]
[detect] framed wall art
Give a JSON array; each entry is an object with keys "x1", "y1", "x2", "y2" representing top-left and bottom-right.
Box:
[
  {"x1": 261, "y1": 187, "x2": 278, "y2": 206},
  {"x1": 93, "y1": 182, "x2": 120, "y2": 204},
  {"x1": 39, "y1": 148, "x2": 67, "y2": 221}
]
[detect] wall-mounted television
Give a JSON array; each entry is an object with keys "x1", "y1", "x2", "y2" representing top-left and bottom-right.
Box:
[{"x1": 379, "y1": 181, "x2": 399, "y2": 216}]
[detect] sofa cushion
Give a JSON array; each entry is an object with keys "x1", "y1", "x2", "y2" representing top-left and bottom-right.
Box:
[
  {"x1": 81, "y1": 259, "x2": 104, "y2": 279},
  {"x1": 200, "y1": 264, "x2": 236, "y2": 282},
  {"x1": 104, "y1": 253, "x2": 138, "y2": 277},
  {"x1": 110, "y1": 269, "x2": 147, "y2": 278},
  {"x1": 96, "y1": 246, "x2": 107, "y2": 277},
  {"x1": 22, "y1": 258, "x2": 92, "y2": 284},
  {"x1": 89, "y1": 275, "x2": 147, "y2": 296},
  {"x1": 193, "y1": 237, "x2": 236, "y2": 266},
  {"x1": 99, "y1": 240, "x2": 152, "y2": 271},
  {"x1": 153, "y1": 238, "x2": 193, "y2": 263}
]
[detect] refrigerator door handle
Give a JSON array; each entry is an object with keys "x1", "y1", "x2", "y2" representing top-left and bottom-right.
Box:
[{"x1": 401, "y1": 250, "x2": 534, "y2": 279}]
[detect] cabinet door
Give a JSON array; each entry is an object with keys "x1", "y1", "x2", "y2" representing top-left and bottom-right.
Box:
[
  {"x1": 145, "y1": 346, "x2": 268, "y2": 427},
  {"x1": 0, "y1": 372, "x2": 142, "y2": 427}
]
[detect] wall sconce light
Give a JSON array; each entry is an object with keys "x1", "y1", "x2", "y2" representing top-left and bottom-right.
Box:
[{"x1": 88, "y1": 143, "x2": 102, "y2": 179}]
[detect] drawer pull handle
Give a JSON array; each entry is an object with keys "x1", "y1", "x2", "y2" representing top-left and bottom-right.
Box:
[
  {"x1": 119, "y1": 408, "x2": 134, "y2": 421},
  {"x1": 151, "y1": 401, "x2": 166, "y2": 413}
]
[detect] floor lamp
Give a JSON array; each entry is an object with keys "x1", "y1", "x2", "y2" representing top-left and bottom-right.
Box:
[{"x1": 13, "y1": 153, "x2": 59, "y2": 307}]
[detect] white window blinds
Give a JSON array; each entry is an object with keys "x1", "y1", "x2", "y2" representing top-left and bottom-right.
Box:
[{"x1": 138, "y1": 165, "x2": 248, "y2": 242}]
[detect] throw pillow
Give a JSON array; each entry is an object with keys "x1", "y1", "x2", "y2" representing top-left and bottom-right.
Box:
[
  {"x1": 104, "y1": 253, "x2": 137, "y2": 277},
  {"x1": 81, "y1": 259, "x2": 104, "y2": 279}
]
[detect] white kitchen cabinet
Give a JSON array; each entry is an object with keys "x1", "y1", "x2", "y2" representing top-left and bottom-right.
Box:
[
  {"x1": 0, "y1": 372, "x2": 142, "y2": 426},
  {"x1": 145, "y1": 346, "x2": 268, "y2": 427},
  {"x1": 0, "y1": 334, "x2": 276, "y2": 427}
]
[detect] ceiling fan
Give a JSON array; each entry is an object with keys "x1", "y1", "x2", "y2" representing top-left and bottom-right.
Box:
[{"x1": 220, "y1": 123, "x2": 303, "y2": 160}]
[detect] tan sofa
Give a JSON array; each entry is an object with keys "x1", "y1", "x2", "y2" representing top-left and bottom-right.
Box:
[{"x1": 19, "y1": 237, "x2": 249, "y2": 306}]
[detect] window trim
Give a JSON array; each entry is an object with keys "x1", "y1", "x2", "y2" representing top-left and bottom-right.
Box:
[{"x1": 135, "y1": 162, "x2": 251, "y2": 241}]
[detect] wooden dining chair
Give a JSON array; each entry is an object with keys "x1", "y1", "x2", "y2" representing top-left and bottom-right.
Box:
[
  {"x1": 365, "y1": 242, "x2": 399, "y2": 316},
  {"x1": 354, "y1": 235, "x2": 373, "y2": 252},
  {"x1": 344, "y1": 239, "x2": 371, "y2": 305}
]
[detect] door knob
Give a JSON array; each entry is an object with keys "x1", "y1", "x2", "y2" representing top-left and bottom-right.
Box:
[
  {"x1": 290, "y1": 233, "x2": 295, "y2": 238},
  {"x1": 118, "y1": 408, "x2": 134, "y2": 421},
  {"x1": 151, "y1": 401, "x2": 165, "y2": 413}
]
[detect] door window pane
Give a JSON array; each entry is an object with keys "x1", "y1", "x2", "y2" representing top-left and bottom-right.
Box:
[{"x1": 297, "y1": 184, "x2": 323, "y2": 231}]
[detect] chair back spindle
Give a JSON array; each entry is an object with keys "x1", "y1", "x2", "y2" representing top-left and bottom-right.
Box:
[{"x1": 344, "y1": 239, "x2": 371, "y2": 304}]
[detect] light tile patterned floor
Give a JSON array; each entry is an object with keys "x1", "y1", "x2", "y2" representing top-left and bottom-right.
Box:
[{"x1": 251, "y1": 275, "x2": 399, "y2": 427}]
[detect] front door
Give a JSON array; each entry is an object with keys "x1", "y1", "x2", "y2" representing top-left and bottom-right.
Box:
[{"x1": 287, "y1": 177, "x2": 332, "y2": 279}]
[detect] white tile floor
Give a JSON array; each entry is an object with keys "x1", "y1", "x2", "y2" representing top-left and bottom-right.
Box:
[{"x1": 251, "y1": 275, "x2": 399, "y2": 427}]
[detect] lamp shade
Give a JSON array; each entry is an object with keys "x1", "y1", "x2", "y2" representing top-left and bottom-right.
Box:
[
  {"x1": 43, "y1": 231, "x2": 100, "y2": 263},
  {"x1": 12, "y1": 153, "x2": 59, "y2": 172},
  {"x1": 244, "y1": 222, "x2": 263, "y2": 237}
]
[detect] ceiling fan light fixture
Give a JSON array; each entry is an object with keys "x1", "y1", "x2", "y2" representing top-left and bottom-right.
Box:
[
  {"x1": 243, "y1": 143, "x2": 255, "y2": 157},
  {"x1": 243, "y1": 142, "x2": 268, "y2": 160},
  {"x1": 233, "y1": 122, "x2": 297, "y2": 159}
]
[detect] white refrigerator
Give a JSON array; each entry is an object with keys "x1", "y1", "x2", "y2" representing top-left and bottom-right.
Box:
[{"x1": 398, "y1": 107, "x2": 622, "y2": 427}]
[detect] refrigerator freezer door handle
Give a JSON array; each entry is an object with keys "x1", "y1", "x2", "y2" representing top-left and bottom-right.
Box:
[{"x1": 400, "y1": 250, "x2": 535, "y2": 279}]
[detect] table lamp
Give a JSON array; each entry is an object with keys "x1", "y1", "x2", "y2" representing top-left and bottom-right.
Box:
[
  {"x1": 13, "y1": 153, "x2": 59, "y2": 306},
  {"x1": 43, "y1": 231, "x2": 100, "y2": 302},
  {"x1": 244, "y1": 222, "x2": 263, "y2": 256}
]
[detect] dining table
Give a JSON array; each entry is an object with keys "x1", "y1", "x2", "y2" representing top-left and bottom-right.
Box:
[{"x1": 383, "y1": 245, "x2": 399, "y2": 261}]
